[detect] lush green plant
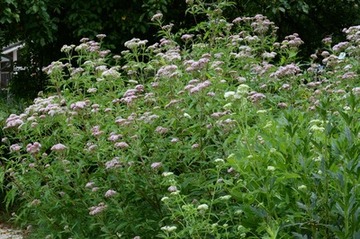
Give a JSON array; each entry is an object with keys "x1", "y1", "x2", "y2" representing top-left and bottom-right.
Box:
[
  {"x1": 1, "y1": 0, "x2": 360, "y2": 238},
  {"x1": 0, "y1": 92, "x2": 27, "y2": 212}
]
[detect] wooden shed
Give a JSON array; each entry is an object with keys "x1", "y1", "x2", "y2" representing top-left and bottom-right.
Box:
[{"x1": 0, "y1": 42, "x2": 25, "y2": 88}]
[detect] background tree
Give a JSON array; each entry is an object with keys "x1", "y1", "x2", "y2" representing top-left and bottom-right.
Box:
[{"x1": 233, "y1": 0, "x2": 360, "y2": 56}]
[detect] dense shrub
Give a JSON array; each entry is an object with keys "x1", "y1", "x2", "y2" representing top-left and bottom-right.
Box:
[{"x1": 1, "y1": 1, "x2": 360, "y2": 238}]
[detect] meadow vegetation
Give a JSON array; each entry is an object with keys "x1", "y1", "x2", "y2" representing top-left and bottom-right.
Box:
[{"x1": 1, "y1": 0, "x2": 360, "y2": 238}]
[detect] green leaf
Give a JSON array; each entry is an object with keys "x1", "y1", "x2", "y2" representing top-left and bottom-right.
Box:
[
  {"x1": 278, "y1": 7, "x2": 286, "y2": 13},
  {"x1": 0, "y1": 168, "x2": 4, "y2": 190}
]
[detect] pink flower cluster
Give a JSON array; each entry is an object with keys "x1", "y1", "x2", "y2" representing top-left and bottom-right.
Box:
[
  {"x1": 270, "y1": 63, "x2": 301, "y2": 78},
  {"x1": 115, "y1": 113, "x2": 136, "y2": 126},
  {"x1": 281, "y1": 33, "x2": 304, "y2": 49},
  {"x1": 104, "y1": 189, "x2": 117, "y2": 198},
  {"x1": 155, "y1": 126, "x2": 169, "y2": 134},
  {"x1": 70, "y1": 101, "x2": 88, "y2": 111},
  {"x1": 108, "y1": 132, "x2": 123, "y2": 142},
  {"x1": 184, "y1": 56, "x2": 210, "y2": 72},
  {"x1": 89, "y1": 202, "x2": 107, "y2": 215},
  {"x1": 138, "y1": 112, "x2": 159, "y2": 123},
  {"x1": 105, "y1": 157, "x2": 122, "y2": 169},
  {"x1": 151, "y1": 162, "x2": 162, "y2": 169},
  {"x1": 4, "y1": 114, "x2": 24, "y2": 129},
  {"x1": 156, "y1": 65, "x2": 178, "y2": 78},
  {"x1": 51, "y1": 143, "x2": 67, "y2": 152},
  {"x1": 102, "y1": 67, "x2": 121, "y2": 78},
  {"x1": 155, "y1": 48, "x2": 181, "y2": 62},
  {"x1": 42, "y1": 61, "x2": 65, "y2": 75},
  {"x1": 184, "y1": 79, "x2": 211, "y2": 94},
  {"x1": 91, "y1": 125, "x2": 104, "y2": 137},
  {"x1": 250, "y1": 14, "x2": 276, "y2": 35},
  {"x1": 76, "y1": 38, "x2": 101, "y2": 53},
  {"x1": 26, "y1": 142, "x2": 42, "y2": 154},
  {"x1": 181, "y1": 34, "x2": 194, "y2": 41},
  {"x1": 120, "y1": 85, "x2": 144, "y2": 105},
  {"x1": 210, "y1": 111, "x2": 230, "y2": 119},
  {"x1": 124, "y1": 38, "x2": 148, "y2": 50},
  {"x1": 10, "y1": 144, "x2": 22, "y2": 152},
  {"x1": 114, "y1": 142, "x2": 129, "y2": 149},
  {"x1": 344, "y1": 26, "x2": 360, "y2": 42},
  {"x1": 248, "y1": 92, "x2": 266, "y2": 103}
]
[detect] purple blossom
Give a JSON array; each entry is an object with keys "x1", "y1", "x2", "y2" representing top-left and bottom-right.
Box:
[
  {"x1": 51, "y1": 143, "x2": 67, "y2": 152},
  {"x1": 91, "y1": 125, "x2": 104, "y2": 137},
  {"x1": 87, "y1": 88, "x2": 97, "y2": 93},
  {"x1": 184, "y1": 57, "x2": 210, "y2": 72},
  {"x1": 170, "y1": 138, "x2": 179, "y2": 143},
  {"x1": 70, "y1": 67, "x2": 85, "y2": 76},
  {"x1": 85, "y1": 181, "x2": 95, "y2": 188},
  {"x1": 42, "y1": 61, "x2": 65, "y2": 75},
  {"x1": 281, "y1": 33, "x2": 303, "y2": 48},
  {"x1": 124, "y1": 38, "x2": 148, "y2": 49},
  {"x1": 4, "y1": 114, "x2": 24, "y2": 129},
  {"x1": 277, "y1": 102, "x2": 288, "y2": 108},
  {"x1": 70, "y1": 101, "x2": 87, "y2": 111},
  {"x1": 86, "y1": 143, "x2": 97, "y2": 152},
  {"x1": 270, "y1": 63, "x2": 301, "y2": 78},
  {"x1": 168, "y1": 186, "x2": 178, "y2": 192},
  {"x1": 105, "y1": 189, "x2": 117, "y2": 198},
  {"x1": 342, "y1": 72, "x2": 357, "y2": 80},
  {"x1": 191, "y1": 143, "x2": 200, "y2": 149},
  {"x1": 102, "y1": 68, "x2": 121, "y2": 78},
  {"x1": 26, "y1": 142, "x2": 42, "y2": 154},
  {"x1": 135, "y1": 84, "x2": 144, "y2": 92},
  {"x1": 108, "y1": 134, "x2": 122, "y2": 142},
  {"x1": 29, "y1": 163, "x2": 36, "y2": 168},
  {"x1": 96, "y1": 34, "x2": 106, "y2": 40},
  {"x1": 332, "y1": 41, "x2": 349, "y2": 52},
  {"x1": 352, "y1": 87, "x2": 360, "y2": 95},
  {"x1": 210, "y1": 111, "x2": 229, "y2": 119},
  {"x1": 156, "y1": 65, "x2": 178, "y2": 78},
  {"x1": 105, "y1": 157, "x2": 122, "y2": 169},
  {"x1": 89, "y1": 202, "x2": 107, "y2": 215},
  {"x1": 151, "y1": 12, "x2": 163, "y2": 22},
  {"x1": 151, "y1": 162, "x2": 162, "y2": 169},
  {"x1": 155, "y1": 126, "x2": 169, "y2": 134},
  {"x1": 10, "y1": 144, "x2": 22, "y2": 152},
  {"x1": 181, "y1": 34, "x2": 194, "y2": 41},
  {"x1": 165, "y1": 99, "x2": 181, "y2": 108},
  {"x1": 248, "y1": 92, "x2": 266, "y2": 103},
  {"x1": 115, "y1": 118, "x2": 128, "y2": 125},
  {"x1": 186, "y1": 80, "x2": 211, "y2": 94},
  {"x1": 114, "y1": 142, "x2": 129, "y2": 149}
]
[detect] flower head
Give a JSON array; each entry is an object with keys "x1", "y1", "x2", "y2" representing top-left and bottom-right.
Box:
[
  {"x1": 51, "y1": 143, "x2": 67, "y2": 152},
  {"x1": 151, "y1": 12, "x2": 163, "y2": 22},
  {"x1": 26, "y1": 142, "x2": 42, "y2": 154},
  {"x1": 151, "y1": 162, "x2": 162, "y2": 169},
  {"x1": 197, "y1": 204, "x2": 209, "y2": 211},
  {"x1": 10, "y1": 144, "x2": 22, "y2": 152},
  {"x1": 105, "y1": 189, "x2": 117, "y2": 198},
  {"x1": 89, "y1": 202, "x2": 107, "y2": 215}
]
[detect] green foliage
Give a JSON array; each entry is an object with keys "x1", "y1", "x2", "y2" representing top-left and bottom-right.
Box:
[
  {"x1": 233, "y1": 0, "x2": 360, "y2": 57},
  {"x1": 1, "y1": 0, "x2": 360, "y2": 238},
  {"x1": 1, "y1": 0, "x2": 359, "y2": 100}
]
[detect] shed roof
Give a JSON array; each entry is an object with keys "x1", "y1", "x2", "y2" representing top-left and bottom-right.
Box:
[{"x1": 1, "y1": 42, "x2": 25, "y2": 55}]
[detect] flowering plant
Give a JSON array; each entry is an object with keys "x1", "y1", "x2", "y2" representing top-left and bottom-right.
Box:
[{"x1": 1, "y1": 0, "x2": 360, "y2": 238}]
